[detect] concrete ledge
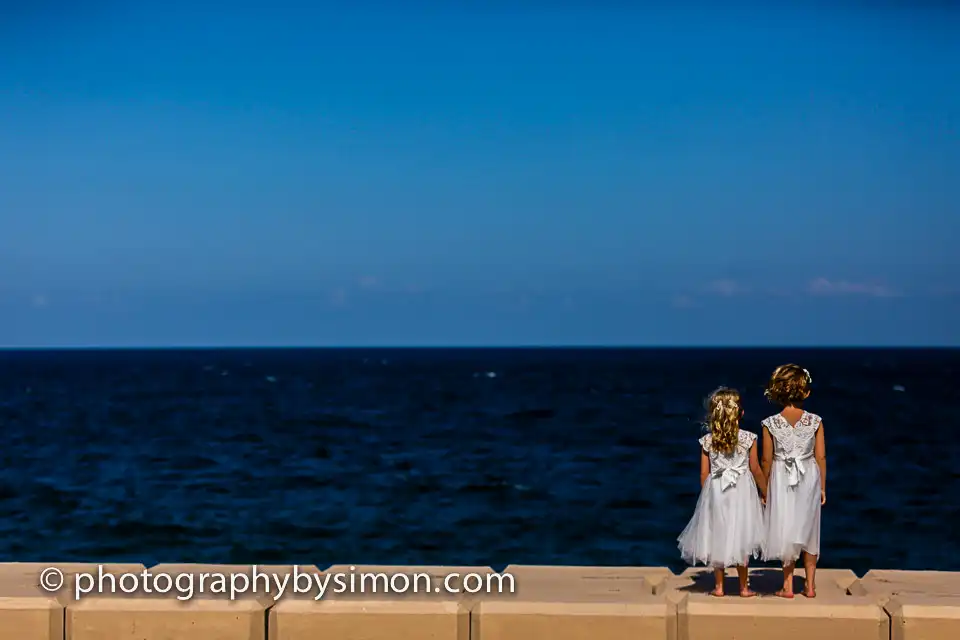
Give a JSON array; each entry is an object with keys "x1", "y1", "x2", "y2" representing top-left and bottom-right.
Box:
[
  {"x1": 271, "y1": 599, "x2": 469, "y2": 640},
  {"x1": 270, "y1": 566, "x2": 480, "y2": 640},
  {"x1": 67, "y1": 597, "x2": 265, "y2": 640},
  {"x1": 669, "y1": 567, "x2": 857, "y2": 597},
  {"x1": 7, "y1": 563, "x2": 960, "y2": 639},
  {"x1": 666, "y1": 568, "x2": 885, "y2": 640},
  {"x1": 0, "y1": 585, "x2": 62, "y2": 640},
  {"x1": 65, "y1": 564, "x2": 319, "y2": 640},
  {"x1": 0, "y1": 563, "x2": 145, "y2": 640},
  {"x1": 886, "y1": 594, "x2": 960, "y2": 640},
  {"x1": 503, "y1": 564, "x2": 674, "y2": 595},
  {"x1": 323, "y1": 564, "x2": 498, "y2": 600},
  {"x1": 850, "y1": 570, "x2": 960, "y2": 599},
  {"x1": 678, "y1": 593, "x2": 888, "y2": 640},
  {"x1": 0, "y1": 562, "x2": 146, "y2": 604},
  {"x1": 821, "y1": 568, "x2": 861, "y2": 592},
  {"x1": 472, "y1": 571, "x2": 680, "y2": 640},
  {"x1": 473, "y1": 591, "x2": 678, "y2": 640}
]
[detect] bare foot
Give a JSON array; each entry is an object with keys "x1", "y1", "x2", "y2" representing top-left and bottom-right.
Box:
[
  {"x1": 803, "y1": 588, "x2": 816, "y2": 598},
  {"x1": 775, "y1": 589, "x2": 795, "y2": 599},
  {"x1": 710, "y1": 588, "x2": 725, "y2": 597},
  {"x1": 740, "y1": 588, "x2": 757, "y2": 598}
]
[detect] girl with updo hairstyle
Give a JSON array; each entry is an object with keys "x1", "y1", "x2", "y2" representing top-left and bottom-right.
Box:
[
  {"x1": 760, "y1": 364, "x2": 828, "y2": 598},
  {"x1": 677, "y1": 387, "x2": 767, "y2": 597}
]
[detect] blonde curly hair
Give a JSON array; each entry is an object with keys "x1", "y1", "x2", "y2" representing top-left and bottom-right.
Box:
[
  {"x1": 764, "y1": 364, "x2": 812, "y2": 407},
  {"x1": 704, "y1": 387, "x2": 742, "y2": 455}
]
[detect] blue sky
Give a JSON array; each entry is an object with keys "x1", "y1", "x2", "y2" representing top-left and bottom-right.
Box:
[{"x1": 1, "y1": 1, "x2": 957, "y2": 346}]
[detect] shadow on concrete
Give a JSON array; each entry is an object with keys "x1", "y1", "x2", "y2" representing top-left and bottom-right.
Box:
[{"x1": 675, "y1": 568, "x2": 811, "y2": 596}]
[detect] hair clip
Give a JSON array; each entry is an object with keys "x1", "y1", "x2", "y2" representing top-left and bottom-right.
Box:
[{"x1": 803, "y1": 368, "x2": 812, "y2": 384}]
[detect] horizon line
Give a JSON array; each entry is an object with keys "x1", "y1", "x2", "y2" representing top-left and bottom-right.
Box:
[{"x1": 0, "y1": 345, "x2": 957, "y2": 351}]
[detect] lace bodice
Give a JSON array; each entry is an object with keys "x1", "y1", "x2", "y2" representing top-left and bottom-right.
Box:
[
  {"x1": 699, "y1": 429, "x2": 757, "y2": 472},
  {"x1": 762, "y1": 411, "x2": 821, "y2": 460}
]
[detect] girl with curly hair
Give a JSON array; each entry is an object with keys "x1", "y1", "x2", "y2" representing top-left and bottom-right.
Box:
[
  {"x1": 678, "y1": 387, "x2": 767, "y2": 597},
  {"x1": 760, "y1": 364, "x2": 827, "y2": 598}
]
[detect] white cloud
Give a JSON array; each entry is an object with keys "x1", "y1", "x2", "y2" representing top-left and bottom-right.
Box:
[
  {"x1": 705, "y1": 279, "x2": 749, "y2": 296},
  {"x1": 671, "y1": 294, "x2": 697, "y2": 309},
  {"x1": 807, "y1": 277, "x2": 899, "y2": 298}
]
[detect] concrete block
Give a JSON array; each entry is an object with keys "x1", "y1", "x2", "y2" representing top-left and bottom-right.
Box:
[
  {"x1": 271, "y1": 599, "x2": 469, "y2": 640},
  {"x1": 472, "y1": 578, "x2": 679, "y2": 640},
  {"x1": 270, "y1": 565, "x2": 478, "y2": 640},
  {"x1": 886, "y1": 594, "x2": 960, "y2": 640},
  {"x1": 0, "y1": 562, "x2": 145, "y2": 640},
  {"x1": 677, "y1": 592, "x2": 888, "y2": 640},
  {"x1": 504, "y1": 564, "x2": 674, "y2": 595},
  {"x1": 0, "y1": 575, "x2": 63, "y2": 640},
  {"x1": 67, "y1": 597, "x2": 266, "y2": 640},
  {"x1": 850, "y1": 570, "x2": 960, "y2": 599},
  {"x1": 65, "y1": 563, "x2": 319, "y2": 640}
]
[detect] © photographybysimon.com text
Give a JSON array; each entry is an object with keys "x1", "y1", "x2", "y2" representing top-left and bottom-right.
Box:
[{"x1": 39, "y1": 565, "x2": 516, "y2": 601}]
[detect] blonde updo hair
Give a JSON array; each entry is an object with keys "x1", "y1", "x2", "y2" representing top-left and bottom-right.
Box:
[
  {"x1": 764, "y1": 364, "x2": 812, "y2": 407},
  {"x1": 705, "y1": 387, "x2": 742, "y2": 455}
]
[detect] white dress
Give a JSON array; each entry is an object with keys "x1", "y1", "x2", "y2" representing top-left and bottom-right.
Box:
[
  {"x1": 761, "y1": 411, "x2": 822, "y2": 563},
  {"x1": 677, "y1": 429, "x2": 765, "y2": 567}
]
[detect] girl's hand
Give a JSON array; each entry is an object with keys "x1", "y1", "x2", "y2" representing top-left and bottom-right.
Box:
[{"x1": 821, "y1": 489, "x2": 826, "y2": 505}]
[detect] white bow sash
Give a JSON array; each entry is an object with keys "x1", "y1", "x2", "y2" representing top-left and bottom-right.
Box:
[
  {"x1": 713, "y1": 465, "x2": 745, "y2": 491},
  {"x1": 776, "y1": 452, "x2": 814, "y2": 487}
]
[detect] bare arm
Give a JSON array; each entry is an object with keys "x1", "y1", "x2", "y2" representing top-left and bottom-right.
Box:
[
  {"x1": 748, "y1": 442, "x2": 766, "y2": 498},
  {"x1": 761, "y1": 425, "x2": 773, "y2": 489},
  {"x1": 700, "y1": 449, "x2": 710, "y2": 487},
  {"x1": 815, "y1": 421, "x2": 827, "y2": 504}
]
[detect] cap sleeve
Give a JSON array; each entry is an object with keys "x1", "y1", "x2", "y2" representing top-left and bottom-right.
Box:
[
  {"x1": 739, "y1": 430, "x2": 757, "y2": 448},
  {"x1": 809, "y1": 413, "x2": 823, "y2": 431},
  {"x1": 698, "y1": 433, "x2": 712, "y2": 452}
]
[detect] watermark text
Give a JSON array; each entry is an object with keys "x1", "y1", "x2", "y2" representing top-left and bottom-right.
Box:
[{"x1": 38, "y1": 565, "x2": 516, "y2": 601}]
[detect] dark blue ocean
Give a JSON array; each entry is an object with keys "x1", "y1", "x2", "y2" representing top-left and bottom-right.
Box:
[{"x1": 1, "y1": 348, "x2": 957, "y2": 574}]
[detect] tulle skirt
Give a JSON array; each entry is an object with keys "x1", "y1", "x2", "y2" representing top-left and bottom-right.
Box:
[
  {"x1": 677, "y1": 473, "x2": 765, "y2": 568},
  {"x1": 762, "y1": 459, "x2": 821, "y2": 563}
]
